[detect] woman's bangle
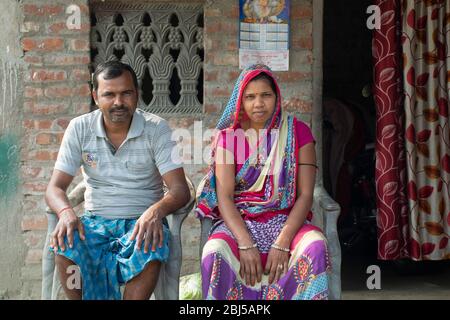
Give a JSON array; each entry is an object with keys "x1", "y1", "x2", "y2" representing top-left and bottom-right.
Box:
[
  {"x1": 238, "y1": 243, "x2": 257, "y2": 250},
  {"x1": 271, "y1": 243, "x2": 290, "y2": 252},
  {"x1": 57, "y1": 206, "x2": 72, "y2": 217}
]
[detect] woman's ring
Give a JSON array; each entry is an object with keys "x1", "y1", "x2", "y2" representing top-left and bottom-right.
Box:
[{"x1": 278, "y1": 264, "x2": 283, "y2": 270}]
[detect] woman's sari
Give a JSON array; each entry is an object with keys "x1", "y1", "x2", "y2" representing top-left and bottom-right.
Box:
[{"x1": 196, "y1": 64, "x2": 330, "y2": 300}]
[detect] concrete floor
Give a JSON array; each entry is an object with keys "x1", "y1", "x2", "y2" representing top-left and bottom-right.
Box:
[{"x1": 341, "y1": 251, "x2": 450, "y2": 300}]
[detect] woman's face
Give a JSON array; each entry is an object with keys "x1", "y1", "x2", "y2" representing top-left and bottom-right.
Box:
[{"x1": 241, "y1": 78, "x2": 276, "y2": 129}]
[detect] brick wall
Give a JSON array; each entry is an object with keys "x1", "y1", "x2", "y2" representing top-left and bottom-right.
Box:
[
  {"x1": 16, "y1": 0, "x2": 314, "y2": 298},
  {"x1": 19, "y1": 0, "x2": 90, "y2": 298}
]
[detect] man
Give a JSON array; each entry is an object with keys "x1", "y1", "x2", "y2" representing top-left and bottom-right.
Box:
[{"x1": 45, "y1": 61, "x2": 190, "y2": 300}]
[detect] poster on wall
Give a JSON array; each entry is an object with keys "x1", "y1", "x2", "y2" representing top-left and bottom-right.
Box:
[{"x1": 239, "y1": 0, "x2": 290, "y2": 71}]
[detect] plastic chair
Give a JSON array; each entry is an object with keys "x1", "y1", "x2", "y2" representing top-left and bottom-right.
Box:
[
  {"x1": 198, "y1": 184, "x2": 342, "y2": 300},
  {"x1": 42, "y1": 175, "x2": 195, "y2": 300}
]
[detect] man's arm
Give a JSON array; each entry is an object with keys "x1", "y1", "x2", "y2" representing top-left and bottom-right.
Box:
[
  {"x1": 45, "y1": 169, "x2": 75, "y2": 216},
  {"x1": 152, "y1": 167, "x2": 190, "y2": 217},
  {"x1": 130, "y1": 167, "x2": 190, "y2": 253},
  {"x1": 45, "y1": 169, "x2": 85, "y2": 251}
]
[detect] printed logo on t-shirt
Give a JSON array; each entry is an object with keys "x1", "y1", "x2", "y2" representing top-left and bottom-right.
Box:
[{"x1": 82, "y1": 152, "x2": 97, "y2": 169}]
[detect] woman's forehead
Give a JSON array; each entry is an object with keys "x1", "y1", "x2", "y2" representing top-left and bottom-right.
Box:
[{"x1": 244, "y1": 78, "x2": 275, "y2": 92}]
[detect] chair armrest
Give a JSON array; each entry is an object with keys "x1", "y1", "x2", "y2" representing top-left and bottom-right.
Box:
[
  {"x1": 313, "y1": 185, "x2": 341, "y2": 300},
  {"x1": 158, "y1": 174, "x2": 196, "y2": 300},
  {"x1": 45, "y1": 181, "x2": 86, "y2": 215},
  {"x1": 166, "y1": 175, "x2": 196, "y2": 235}
]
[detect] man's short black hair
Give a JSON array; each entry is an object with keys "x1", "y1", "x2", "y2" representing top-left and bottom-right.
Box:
[{"x1": 92, "y1": 60, "x2": 139, "y2": 92}]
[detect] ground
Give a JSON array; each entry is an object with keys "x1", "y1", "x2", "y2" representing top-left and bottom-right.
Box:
[{"x1": 341, "y1": 251, "x2": 450, "y2": 300}]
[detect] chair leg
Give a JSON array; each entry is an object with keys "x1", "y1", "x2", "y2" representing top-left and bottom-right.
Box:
[
  {"x1": 42, "y1": 214, "x2": 57, "y2": 300},
  {"x1": 51, "y1": 265, "x2": 63, "y2": 300}
]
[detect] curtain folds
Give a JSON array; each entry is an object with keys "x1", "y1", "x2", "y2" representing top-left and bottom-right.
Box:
[{"x1": 373, "y1": 0, "x2": 450, "y2": 260}]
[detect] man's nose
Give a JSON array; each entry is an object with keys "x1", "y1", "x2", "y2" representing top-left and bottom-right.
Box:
[{"x1": 114, "y1": 94, "x2": 124, "y2": 106}]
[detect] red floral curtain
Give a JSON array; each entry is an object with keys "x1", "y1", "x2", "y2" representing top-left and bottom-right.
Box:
[{"x1": 373, "y1": 0, "x2": 450, "y2": 260}]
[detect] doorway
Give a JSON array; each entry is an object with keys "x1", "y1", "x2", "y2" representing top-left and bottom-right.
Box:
[{"x1": 323, "y1": 0, "x2": 377, "y2": 259}]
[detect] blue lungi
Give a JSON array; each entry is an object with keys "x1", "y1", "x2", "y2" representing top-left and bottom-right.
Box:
[{"x1": 50, "y1": 213, "x2": 170, "y2": 300}]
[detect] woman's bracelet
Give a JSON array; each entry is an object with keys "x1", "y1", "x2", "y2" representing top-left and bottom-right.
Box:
[
  {"x1": 271, "y1": 243, "x2": 290, "y2": 252},
  {"x1": 298, "y1": 163, "x2": 319, "y2": 169},
  {"x1": 238, "y1": 243, "x2": 257, "y2": 250}
]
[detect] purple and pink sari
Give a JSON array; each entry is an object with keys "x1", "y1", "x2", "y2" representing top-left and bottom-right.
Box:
[{"x1": 196, "y1": 64, "x2": 330, "y2": 300}]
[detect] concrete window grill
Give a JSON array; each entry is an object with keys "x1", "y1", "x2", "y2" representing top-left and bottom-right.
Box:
[{"x1": 90, "y1": 2, "x2": 204, "y2": 114}]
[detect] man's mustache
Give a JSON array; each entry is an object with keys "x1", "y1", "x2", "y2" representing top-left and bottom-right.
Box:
[{"x1": 110, "y1": 105, "x2": 129, "y2": 113}]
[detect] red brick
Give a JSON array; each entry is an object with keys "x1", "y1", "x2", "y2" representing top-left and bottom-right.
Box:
[
  {"x1": 23, "y1": 182, "x2": 48, "y2": 193},
  {"x1": 31, "y1": 69, "x2": 67, "y2": 82},
  {"x1": 206, "y1": 21, "x2": 238, "y2": 34},
  {"x1": 31, "y1": 150, "x2": 58, "y2": 161},
  {"x1": 291, "y1": 6, "x2": 313, "y2": 19},
  {"x1": 24, "y1": 4, "x2": 64, "y2": 17},
  {"x1": 21, "y1": 215, "x2": 48, "y2": 231},
  {"x1": 292, "y1": 38, "x2": 313, "y2": 50},
  {"x1": 70, "y1": 39, "x2": 90, "y2": 51},
  {"x1": 22, "y1": 37, "x2": 65, "y2": 52},
  {"x1": 24, "y1": 233, "x2": 43, "y2": 248},
  {"x1": 227, "y1": 71, "x2": 240, "y2": 82},
  {"x1": 36, "y1": 133, "x2": 53, "y2": 145},
  {"x1": 48, "y1": 22, "x2": 90, "y2": 34},
  {"x1": 276, "y1": 71, "x2": 312, "y2": 82},
  {"x1": 24, "y1": 87, "x2": 43, "y2": 98},
  {"x1": 214, "y1": 53, "x2": 238, "y2": 66},
  {"x1": 23, "y1": 120, "x2": 34, "y2": 129},
  {"x1": 25, "y1": 249, "x2": 43, "y2": 265},
  {"x1": 28, "y1": 103, "x2": 68, "y2": 115},
  {"x1": 22, "y1": 119, "x2": 57, "y2": 131},
  {"x1": 225, "y1": 4, "x2": 239, "y2": 18},
  {"x1": 21, "y1": 199, "x2": 39, "y2": 212},
  {"x1": 226, "y1": 40, "x2": 238, "y2": 51},
  {"x1": 21, "y1": 167, "x2": 42, "y2": 179},
  {"x1": 44, "y1": 85, "x2": 72, "y2": 98},
  {"x1": 73, "y1": 84, "x2": 91, "y2": 97},
  {"x1": 211, "y1": 87, "x2": 230, "y2": 97},
  {"x1": 205, "y1": 103, "x2": 222, "y2": 113},
  {"x1": 24, "y1": 55, "x2": 43, "y2": 65},
  {"x1": 75, "y1": 104, "x2": 91, "y2": 115},
  {"x1": 45, "y1": 54, "x2": 90, "y2": 66},
  {"x1": 204, "y1": 8, "x2": 222, "y2": 17},
  {"x1": 282, "y1": 98, "x2": 312, "y2": 113},
  {"x1": 205, "y1": 70, "x2": 218, "y2": 82},
  {"x1": 36, "y1": 120, "x2": 53, "y2": 130},
  {"x1": 71, "y1": 69, "x2": 91, "y2": 82},
  {"x1": 76, "y1": 4, "x2": 90, "y2": 14},
  {"x1": 56, "y1": 118, "x2": 71, "y2": 130}
]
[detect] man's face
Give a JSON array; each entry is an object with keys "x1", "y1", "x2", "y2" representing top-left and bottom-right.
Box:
[{"x1": 92, "y1": 71, "x2": 138, "y2": 125}]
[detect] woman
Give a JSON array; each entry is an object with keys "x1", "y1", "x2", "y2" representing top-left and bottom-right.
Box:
[{"x1": 196, "y1": 64, "x2": 330, "y2": 300}]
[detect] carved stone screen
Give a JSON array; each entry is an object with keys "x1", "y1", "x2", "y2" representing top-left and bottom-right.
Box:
[{"x1": 90, "y1": 2, "x2": 204, "y2": 114}]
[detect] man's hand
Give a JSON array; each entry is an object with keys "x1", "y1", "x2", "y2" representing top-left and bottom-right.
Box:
[
  {"x1": 130, "y1": 208, "x2": 164, "y2": 253},
  {"x1": 50, "y1": 209, "x2": 85, "y2": 253}
]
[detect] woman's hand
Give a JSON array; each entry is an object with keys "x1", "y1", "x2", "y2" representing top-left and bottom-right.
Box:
[
  {"x1": 130, "y1": 208, "x2": 164, "y2": 253},
  {"x1": 264, "y1": 246, "x2": 290, "y2": 284},
  {"x1": 239, "y1": 246, "x2": 263, "y2": 286}
]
